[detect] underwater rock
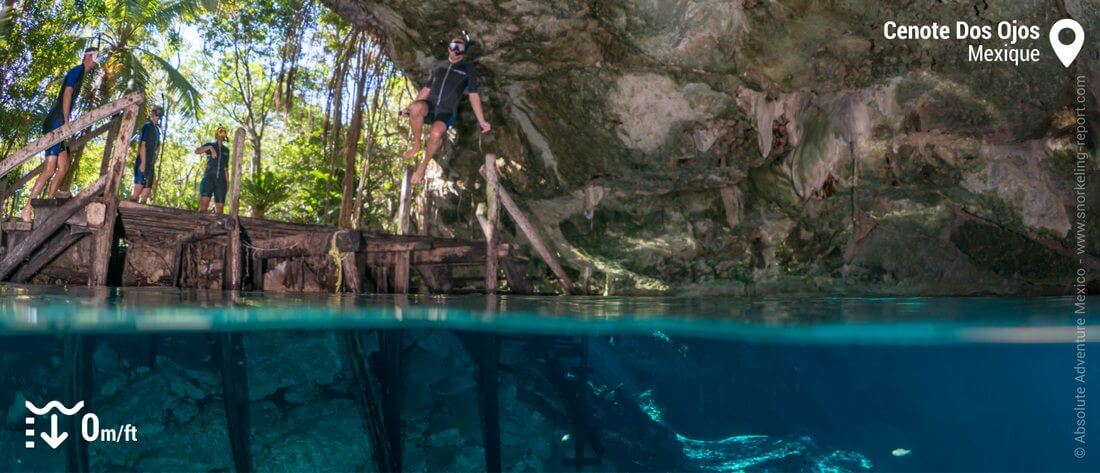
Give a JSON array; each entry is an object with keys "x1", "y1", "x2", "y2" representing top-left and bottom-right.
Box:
[
  {"x1": 253, "y1": 399, "x2": 372, "y2": 472},
  {"x1": 244, "y1": 331, "x2": 343, "y2": 401},
  {"x1": 4, "y1": 391, "x2": 26, "y2": 427}
]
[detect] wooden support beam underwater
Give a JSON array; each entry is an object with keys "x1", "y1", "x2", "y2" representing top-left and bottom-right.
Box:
[
  {"x1": 342, "y1": 331, "x2": 399, "y2": 473},
  {"x1": 63, "y1": 335, "x2": 93, "y2": 473},
  {"x1": 217, "y1": 332, "x2": 254, "y2": 473}
]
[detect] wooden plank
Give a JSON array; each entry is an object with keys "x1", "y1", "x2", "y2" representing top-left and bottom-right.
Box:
[
  {"x1": 0, "y1": 175, "x2": 107, "y2": 281},
  {"x1": 0, "y1": 92, "x2": 143, "y2": 179},
  {"x1": 483, "y1": 154, "x2": 501, "y2": 294},
  {"x1": 90, "y1": 100, "x2": 142, "y2": 286},
  {"x1": 251, "y1": 231, "x2": 358, "y2": 259},
  {"x1": 11, "y1": 228, "x2": 88, "y2": 283},
  {"x1": 363, "y1": 239, "x2": 431, "y2": 253},
  {"x1": 2, "y1": 221, "x2": 32, "y2": 232},
  {"x1": 226, "y1": 128, "x2": 246, "y2": 291},
  {"x1": 367, "y1": 243, "x2": 511, "y2": 267},
  {"x1": 396, "y1": 165, "x2": 412, "y2": 235},
  {"x1": 490, "y1": 170, "x2": 575, "y2": 294}
]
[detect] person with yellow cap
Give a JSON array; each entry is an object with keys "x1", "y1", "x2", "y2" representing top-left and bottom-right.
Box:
[{"x1": 194, "y1": 127, "x2": 230, "y2": 214}]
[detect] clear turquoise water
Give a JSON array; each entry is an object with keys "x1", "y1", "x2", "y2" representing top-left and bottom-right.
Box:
[
  {"x1": 0, "y1": 285, "x2": 1095, "y2": 472},
  {"x1": 0, "y1": 285, "x2": 1091, "y2": 344}
]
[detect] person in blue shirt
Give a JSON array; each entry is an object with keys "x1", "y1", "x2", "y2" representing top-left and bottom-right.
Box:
[
  {"x1": 22, "y1": 47, "x2": 98, "y2": 222},
  {"x1": 130, "y1": 105, "x2": 162, "y2": 204},
  {"x1": 194, "y1": 127, "x2": 230, "y2": 214}
]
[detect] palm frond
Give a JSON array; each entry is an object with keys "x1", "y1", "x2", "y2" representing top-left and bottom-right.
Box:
[
  {"x1": 0, "y1": 4, "x2": 14, "y2": 41},
  {"x1": 138, "y1": 47, "x2": 201, "y2": 118}
]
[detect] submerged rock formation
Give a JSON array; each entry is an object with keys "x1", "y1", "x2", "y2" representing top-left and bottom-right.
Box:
[{"x1": 327, "y1": 0, "x2": 1099, "y2": 295}]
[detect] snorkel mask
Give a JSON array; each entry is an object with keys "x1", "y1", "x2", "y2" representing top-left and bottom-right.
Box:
[
  {"x1": 448, "y1": 40, "x2": 466, "y2": 56},
  {"x1": 84, "y1": 47, "x2": 100, "y2": 65}
]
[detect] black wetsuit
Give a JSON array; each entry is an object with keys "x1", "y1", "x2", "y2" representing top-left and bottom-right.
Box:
[
  {"x1": 133, "y1": 120, "x2": 160, "y2": 187},
  {"x1": 419, "y1": 59, "x2": 479, "y2": 127},
  {"x1": 42, "y1": 64, "x2": 85, "y2": 156},
  {"x1": 199, "y1": 141, "x2": 230, "y2": 203}
]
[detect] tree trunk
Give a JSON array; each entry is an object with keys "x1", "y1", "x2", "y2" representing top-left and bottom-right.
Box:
[{"x1": 338, "y1": 44, "x2": 372, "y2": 229}]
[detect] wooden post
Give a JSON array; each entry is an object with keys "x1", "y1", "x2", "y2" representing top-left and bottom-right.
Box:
[
  {"x1": 396, "y1": 165, "x2": 412, "y2": 235},
  {"x1": 337, "y1": 230, "x2": 362, "y2": 294},
  {"x1": 99, "y1": 118, "x2": 121, "y2": 175},
  {"x1": 393, "y1": 251, "x2": 410, "y2": 294},
  {"x1": 393, "y1": 165, "x2": 413, "y2": 294},
  {"x1": 90, "y1": 99, "x2": 142, "y2": 286},
  {"x1": 488, "y1": 167, "x2": 574, "y2": 294},
  {"x1": 483, "y1": 155, "x2": 500, "y2": 294},
  {"x1": 226, "y1": 128, "x2": 246, "y2": 291}
]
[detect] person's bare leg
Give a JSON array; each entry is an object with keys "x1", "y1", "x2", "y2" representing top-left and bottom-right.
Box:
[
  {"x1": 404, "y1": 102, "x2": 428, "y2": 158},
  {"x1": 199, "y1": 196, "x2": 211, "y2": 212},
  {"x1": 46, "y1": 148, "x2": 69, "y2": 198},
  {"x1": 22, "y1": 156, "x2": 58, "y2": 222},
  {"x1": 139, "y1": 188, "x2": 151, "y2": 204},
  {"x1": 214, "y1": 203, "x2": 224, "y2": 214},
  {"x1": 411, "y1": 121, "x2": 447, "y2": 185},
  {"x1": 131, "y1": 184, "x2": 144, "y2": 202}
]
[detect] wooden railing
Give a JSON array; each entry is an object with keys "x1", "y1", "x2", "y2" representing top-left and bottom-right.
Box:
[{"x1": 0, "y1": 92, "x2": 145, "y2": 285}]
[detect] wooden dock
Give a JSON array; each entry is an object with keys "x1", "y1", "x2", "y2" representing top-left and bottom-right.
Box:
[{"x1": 0, "y1": 92, "x2": 542, "y2": 295}]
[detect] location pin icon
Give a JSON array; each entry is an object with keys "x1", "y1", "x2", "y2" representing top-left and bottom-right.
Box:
[{"x1": 1050, "y1": 19, "x2": 1084, "y2": 67}]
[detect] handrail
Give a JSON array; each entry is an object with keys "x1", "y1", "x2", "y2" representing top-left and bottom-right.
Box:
[
  {"x1": 0, "y1": 117, "x2": 120, "y2": 205},
  {"x1": 0, "y1": 92, "x2": 145, "y2": 179}
]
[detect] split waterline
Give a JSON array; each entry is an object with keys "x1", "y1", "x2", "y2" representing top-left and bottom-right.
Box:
[
  {"x1": 0, "y1": 285, "x2": 1096, "y2": 471},
  {"x1": 0, "y1": 285, "x2": 1091, "y2": 346}
]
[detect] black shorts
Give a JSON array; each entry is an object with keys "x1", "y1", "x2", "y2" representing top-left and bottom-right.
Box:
[
  {"x1": 133, "y1": 161, "x2": 155, "y2": 187},
  {"x1": 200, "y1": 171, "x2": 228, "y2": 203},
  {"x1": 42, "y1": 118, "x2": 67, "y2": 157},
  {"x1": 417, "y1": 100, "x2": 457, "y2": 128}
]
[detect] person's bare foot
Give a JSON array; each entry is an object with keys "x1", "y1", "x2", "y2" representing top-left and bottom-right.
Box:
[
  {"x1": 410, "y1": 167, "x2": 425, "y2": 185},
  {"x1": 20, "y1": 206, "x2": 31, "y2": 223},
  {"x1": 403, "y1": 145, "x2": 421, "y2": 159}
]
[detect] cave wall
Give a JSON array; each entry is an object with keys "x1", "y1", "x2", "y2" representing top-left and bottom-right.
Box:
[{"x1": 327, "y1": 0, "x2": 1100, "y2": 295}]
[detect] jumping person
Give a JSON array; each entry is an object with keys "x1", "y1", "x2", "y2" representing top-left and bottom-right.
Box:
[
  {"x1": 130, "y1": 105, "x2": 163, "y2": 204},
  {"x1": 400, "y1": 36, "x2": 490, "y2": 185},
  {"x1": 194, "y1": 127, "x2": 230, "y2": 214},
  {"x1": 22, "y1": 47, "x2": 99, "y2": 222}
]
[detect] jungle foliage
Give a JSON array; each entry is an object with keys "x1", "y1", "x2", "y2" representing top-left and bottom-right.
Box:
[{"x1": 0, "y1": 0, "x2": 415, "y2": 231}]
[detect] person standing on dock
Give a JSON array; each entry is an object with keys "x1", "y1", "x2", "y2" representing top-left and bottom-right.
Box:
[
  {"x1": 400, "y1": 36, "x2": 490, "y2": 185},
  {"x1": 194, "y1": 127, "x2": 230, "y2": 214},
  {"x1": 21, "y1": 47, "x2": 99, "y2": 222},
  {"x1": 130, "y1": 105, "x2": 163, "y2": 204}
]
